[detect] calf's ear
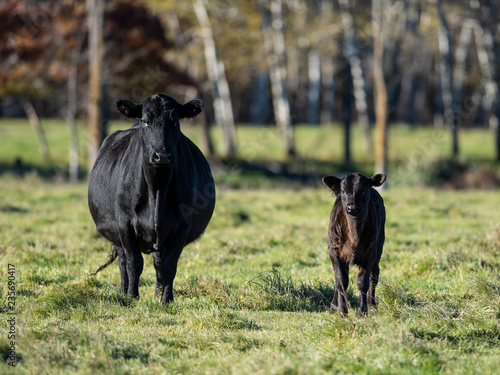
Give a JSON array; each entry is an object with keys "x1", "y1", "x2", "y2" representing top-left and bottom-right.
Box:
[
  {"x1": 116, "y1": 100, "x2": 142, "y2": 119},
  {"x1": 179, "y1": 99, "x2": 204, "y2": 119},
  {"x1": 322, "y1": 176, "x2": 342, "y2": 197},
  {"x1": 370, "y1": 173, "x2": 386, "y2": 187}
]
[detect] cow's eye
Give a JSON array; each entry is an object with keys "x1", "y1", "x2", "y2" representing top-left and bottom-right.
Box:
[
  {"x1": 341, "y1": 189, "x2": 345, "y2": 195},
  {"x1": 141, "y1": 119, "x2": 148, "y2": 127}
]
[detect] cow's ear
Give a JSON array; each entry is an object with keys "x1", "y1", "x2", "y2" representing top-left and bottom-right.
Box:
[
  {"x1": 179, "y1": 99, "x2": 204, "y2": 119},
  {"x1": 322, "y1": 176, "x2": 342, "y2": 197},
  {"x1": 116, "y1": 100, "x2": 142, "y2": 119},
  {"x1": 370, "y1": 173, "x2": 386, "y2": 187}
]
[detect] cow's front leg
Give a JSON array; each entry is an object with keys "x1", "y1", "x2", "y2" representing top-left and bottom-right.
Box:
[
  {"x1": 356, "y1": 265, "x2": 372, "y2": 316},
  {"x1": 153, "y1": 237, "x2": 187, "y2": 303},
  {"x1": 124, "y1": 250, "x2": 144, "y2": 298},
  {"x1": 118, "y1": 223, "x2": 144, "y2": 298}
]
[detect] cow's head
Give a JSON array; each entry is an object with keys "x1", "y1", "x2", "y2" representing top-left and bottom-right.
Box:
[
  {"x1": 322, "y1": 173, "x2": 386, "y2": 217},
  {"x1": 116, "y1": 93, "x2": 204, "y2": 167}
]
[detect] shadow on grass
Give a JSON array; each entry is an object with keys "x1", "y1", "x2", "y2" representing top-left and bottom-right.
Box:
[
  {"x1": 248, "y1": 268, "x2": 357, "y2": 312},
  {"x1": 213, "y1": 157, "x2": 372, "y2": 188},
  {"x1": 0, "y1": 160, "x2": 88, "y2": 181},
  {"x1": 0, "y1": 156, "x2": 368, "y2": 187}
]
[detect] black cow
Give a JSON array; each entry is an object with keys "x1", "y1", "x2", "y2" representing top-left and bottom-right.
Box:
[
  {"x1": 322, "y1": 172, "x2": 386, "y2": 316},
  {"x1": 88, "y1": 93, "x2": 215, "y2": 303}
]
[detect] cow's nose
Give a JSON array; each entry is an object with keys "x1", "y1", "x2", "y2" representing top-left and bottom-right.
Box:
[
  {"x1": 152, "y1": 152, "x2": 173, "y2": 165},
  {"x1": 346, "y1": 205, "x2": 358, "y2": 214}
]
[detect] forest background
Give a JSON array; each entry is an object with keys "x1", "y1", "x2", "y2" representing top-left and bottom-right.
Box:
[{"x1": 1, "y1": 0, "x2": 500, "y2": 183}]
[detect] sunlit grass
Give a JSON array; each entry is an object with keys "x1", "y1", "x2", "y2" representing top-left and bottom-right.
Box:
[
  {"x1": 0, "y1": 120, "x2": 499, "y2": 373},
  {"x1": 0, "y1": 172, "x2": 499, "y2": 373}
]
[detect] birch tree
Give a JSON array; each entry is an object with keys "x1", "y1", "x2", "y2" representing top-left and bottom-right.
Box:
[
  {"x1": 307, "y1": 48, "x2": 321, "y2": 125},
  {"x1": 436, "y1": 0, "x2": 459, "y2": 157},
  {"x1": 23, "y1": 100, "x2": 50, "y2": 163},
  {"x1": 67, "y1": 34, "x2": 85, "y2": 182},
  {"x1": 193, "y1": 0, "x2": 237, "y2": 158},
  {"x1": 261, "y1": 0, "x2": 295, "y2": 156},
  {"x1": 471, "y1": 0, "x2": 500, "y2": 161},
  {"x1": 87, "y1": 0, "x2": 107, "y2": 172},
  {"x1": 338, "y1": 0, "x2": 372, "y2": 152},
  {"x1": 452, "y1": 19, "x2": 474, "y2": 109}
]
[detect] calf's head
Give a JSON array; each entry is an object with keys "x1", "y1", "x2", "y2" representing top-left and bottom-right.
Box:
[
  {"x1": 117, "y1": 93, "x2": 204, "y2": 166},
  {"x1": 322, "y1": 173, "x2": 386, "y2": 217}
]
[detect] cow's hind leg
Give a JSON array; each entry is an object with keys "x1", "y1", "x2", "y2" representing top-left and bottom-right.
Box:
[{"x1": 115, "y1": 246, "x2": 129, "y2": 294}]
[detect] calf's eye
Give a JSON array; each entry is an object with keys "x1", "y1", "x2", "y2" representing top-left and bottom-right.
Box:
[{"x1": 141, "y1": 119, "x2": 148, "y2": 127}]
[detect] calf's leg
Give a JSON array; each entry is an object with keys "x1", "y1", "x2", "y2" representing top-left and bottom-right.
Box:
[
  {"x1": 356, "y1": 265, "x2": 372, "y2": 316},
  {"x1": 368, "y1": 262, "x2": 380, "y2": 307},
  {"x1": 331, "y1": 256, "x2": 349, "y2": 314}
]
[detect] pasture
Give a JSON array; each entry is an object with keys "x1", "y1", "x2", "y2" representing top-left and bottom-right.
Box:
[{"x1": 1, "y1": 120, "x2": 500, "y2": 374}]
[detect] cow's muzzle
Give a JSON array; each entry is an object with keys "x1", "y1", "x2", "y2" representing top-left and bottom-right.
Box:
[{"x1": 152, "y1": 152, "x2": 173, "y2": 165}]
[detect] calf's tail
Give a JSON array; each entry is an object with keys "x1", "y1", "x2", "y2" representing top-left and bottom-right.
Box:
[{"x1": 91, "y1": 247, "x2": 118, "y2": 276}]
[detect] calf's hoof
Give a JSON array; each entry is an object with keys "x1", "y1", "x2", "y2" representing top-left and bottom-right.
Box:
[
  {"x1": 330, "y1": 304, "x2": 348, "y2": 315},
  {"x1": 356, "y1": 307, "x2": 368, "y2": 317}
]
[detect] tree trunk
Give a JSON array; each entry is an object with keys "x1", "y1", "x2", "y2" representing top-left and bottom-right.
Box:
[
  {"x1": 338, "y1": 0, "x2": 372, "y2": 152},
  {"x1": 261, "y1": 0, "x2": 295, "y2": 156},
  {"x1": 471, "y1": 0, "x2": 500, "y2": 160},
  {"x1": 372, "y1": 0, "x2": 388, "y2": 183},
  {"x1": 249, "y1": 71, "x2": 271, "y2": 124},
  {"x1": 307, "y1": 48, "x2": 321, "y2": 125},
  {"x1": 67, "y1": 34, "x2": 84, "y2": 183},
  {"x1": 193, "y1": 0, "x2": 237, "y2": 158},
  {"x1": 23, "y1": 100, "x2": 50, "y2": 163},
  {"x1": 87, "y1": 0, "x2": 107, "y2": 173},
  {"x1": 320, "y1": 53, "x2": 335, "y2": 124},
  {"x1": 436, "y1": 0, "x2": 459, "y2": 157},
  {"x1": 452, "y1": 19, "x2": 474, "y2": 109},
  {"x1": 199, "y1": 90, "x2": 215, "y2": 156},
  {"x1": 342, "y1": 64, "x2": 353, "y2": 165}
]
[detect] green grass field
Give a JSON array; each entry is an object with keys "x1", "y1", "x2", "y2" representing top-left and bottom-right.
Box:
[{"x1": 0, "y1": 120, "x2": 499, "y2": 374}]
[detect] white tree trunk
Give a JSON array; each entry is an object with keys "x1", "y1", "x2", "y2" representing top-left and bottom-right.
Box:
[
  {"x1": 338, "y1": 0, "x2": 372, "y2": 152},
  {"x1": 436, "y1": 0, "x2": 459, "y2": 156},
  {"x1": 320, "y1": 53, "x2": 335, "y2": 124},
  {"x1": 307, "y1": 48, "x2": 321, "y2": 125},
  {"x1": 452, "y1": 19, "x2": 474, "y2": 106},
  {"x1": 262, "y1": 0, "x2": 295, "y2": 156},
  {"x1": 193, "y1": 0, "x2": 236, "y2": 158},
  {"x1": 471, "y1": 20, "x2": 498, "y2": 128},
  {"x1": 67, "y1": 34, "x2": 84, "y2": 183},
  {"x1": 23, "y1": 100, "x2": 50, "y2": 163}
]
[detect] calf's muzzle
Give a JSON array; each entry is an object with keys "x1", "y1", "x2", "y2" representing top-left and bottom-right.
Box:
[{"x1": 346, "y1": 205, "x2": 359, "y2": 216}]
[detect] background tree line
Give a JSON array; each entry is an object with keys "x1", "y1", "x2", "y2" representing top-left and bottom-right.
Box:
[{"x1": 0, "y1": 0, "x2": 499, "y2": 179}]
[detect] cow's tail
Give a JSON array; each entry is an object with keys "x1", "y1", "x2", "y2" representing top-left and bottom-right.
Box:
[{"x1": 91, "y1": 247, "x2": 118, "y2": 276}]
